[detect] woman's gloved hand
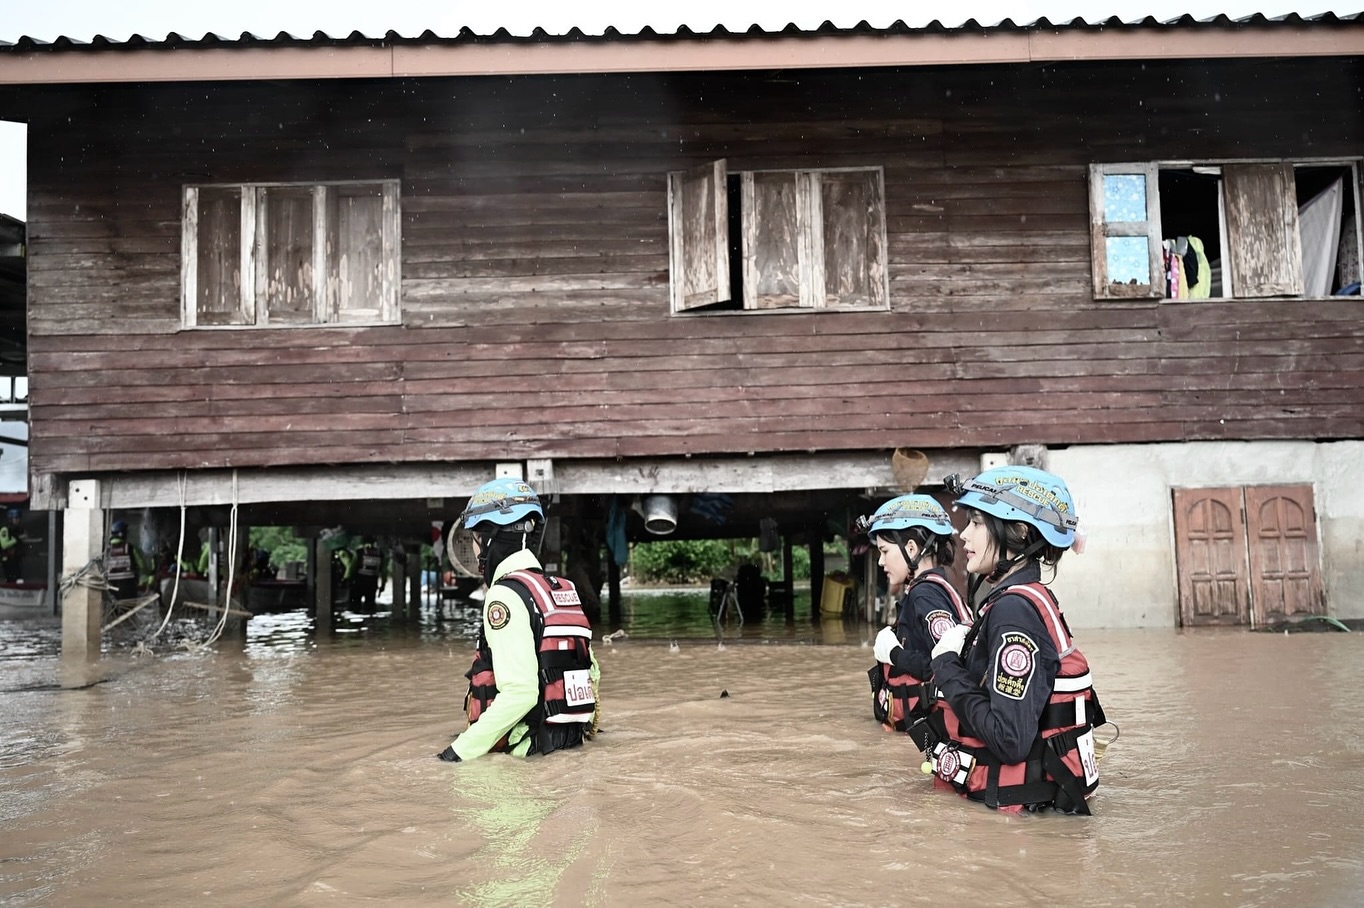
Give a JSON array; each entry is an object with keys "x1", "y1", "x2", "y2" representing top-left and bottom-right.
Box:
[
  {"x1": 930, "y1": 623, "x2": 970, "y2": 661},
  {"x1": 872, "y1": 626, "x2": 901, "y2": 664},
  {"x1": 436, "y1": 744, "x2": 462, "y2": 762}
]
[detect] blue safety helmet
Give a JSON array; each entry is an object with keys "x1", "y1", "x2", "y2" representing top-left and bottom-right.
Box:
[
  {"x1": 111, "y1": 520, "x2": 129, "y2": 536},
  {"x1": 5, "y1": 508, "x2": 19, "y2": 520},
  {"x1": 862, "y1": 495, "x2": 953, "y2": 539},
  {"x1": 948, "y1": 466, "x2": 1078, "y2": 548},
  {"x1": 461, "y1": 478, "x2": 543, "y2": 531}
]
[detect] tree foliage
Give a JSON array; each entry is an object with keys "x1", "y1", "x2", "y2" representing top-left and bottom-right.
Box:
[{"x1": 628, "y1": 537, "x2": 828, "y2": 585}]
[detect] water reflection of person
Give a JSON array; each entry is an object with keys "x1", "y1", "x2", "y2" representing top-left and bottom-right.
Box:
[
  {"x1": 438, "y1": 479, "x2": 600, "y2": 763},
  {"x1": 865, "y1": 496, "x2": 971, "y2": 733},
  {"x1": 918, "y1": 467, "x2": 1105, "y2": 814}
]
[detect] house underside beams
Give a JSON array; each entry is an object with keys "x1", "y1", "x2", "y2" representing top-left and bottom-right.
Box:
[{"x1": 58, "y1": 450, "x2": 983, "y2": 512}]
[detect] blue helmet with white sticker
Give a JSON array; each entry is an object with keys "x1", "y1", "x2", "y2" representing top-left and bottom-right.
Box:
[
  {"x1": 864, "y1": 495, "x2": 953, "y2": 539},
  {"x1": 461, "y1": 478, "x2": 543, "y2": 531},
  {"x1": 949, "y1": 466, "x2": 1078, "y2": 548}
]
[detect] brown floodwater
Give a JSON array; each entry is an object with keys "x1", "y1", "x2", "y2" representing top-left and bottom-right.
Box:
[{"x1": 1, "y1": 599, "x2": 1362, "y2": 907}]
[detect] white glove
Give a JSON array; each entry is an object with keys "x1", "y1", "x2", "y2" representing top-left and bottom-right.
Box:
[
  {"x1": 873, "y1": 626, "x2": 901, "y2": 664},
  {"x1": 930, "y1": 623, "x2": 970, "y2": 661}
]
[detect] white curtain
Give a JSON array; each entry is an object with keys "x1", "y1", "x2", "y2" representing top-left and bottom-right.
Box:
[{"x1": 1299, "y1": 177, "x2": 1342, "y2": 297}]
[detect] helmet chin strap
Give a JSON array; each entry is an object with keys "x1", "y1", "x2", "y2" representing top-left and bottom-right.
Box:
[
  {"x1": 967, "y1": 537, "x2": 1047, "y2": 610},
  {"x1": 986, "y1": 537, "x2": 1046, "y2": 584}
]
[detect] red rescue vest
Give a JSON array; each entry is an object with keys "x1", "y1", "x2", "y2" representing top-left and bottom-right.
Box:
[
  {"x1": 924, "y1": 581, "x2": 1104, "y2": 814},
  {"x1": 107, "y1": 541, "x2": 136, "y2": 582},
  {"x1": 465, "y1": 569, "x2": 596, "y2": 754},
  {"x1": 873, "y1": 572, "x2": 971, "y2": 731}
]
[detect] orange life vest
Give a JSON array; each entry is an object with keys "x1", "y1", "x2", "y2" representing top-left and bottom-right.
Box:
[
  {"x1": 465, "y1": 569, "x2": 596, "y2": 754},
  {"x1": 922, "y1": 581, "x2": 1104, "y2": 814},
  {"x1": 872, "y1": 572, "x2": 972, "y2": 731}
]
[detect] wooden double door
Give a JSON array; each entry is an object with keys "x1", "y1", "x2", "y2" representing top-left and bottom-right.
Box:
[{"x1": 1172, "y1": 484, "x2": 1325, "y2": 627}]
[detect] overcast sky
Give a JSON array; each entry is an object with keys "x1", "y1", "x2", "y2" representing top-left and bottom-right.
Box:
[{"x1": 2, "y1": 1, "x2": 1361, "y2": 218}]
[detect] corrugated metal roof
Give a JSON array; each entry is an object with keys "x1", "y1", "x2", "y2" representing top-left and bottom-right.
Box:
[{"x1": 3, "y1": 9, "x2": 1361, "y2": 50}]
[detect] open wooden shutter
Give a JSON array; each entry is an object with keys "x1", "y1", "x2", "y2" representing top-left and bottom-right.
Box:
[
  {"x1": 818, "y1": 169, "x2": 888, "y2": 308},
  {"x1": 742, "y1": 170, "x2": 804, "y2": 309},
  {"x1": 667, "y1": 160, "x2": 730, "y2": 312},
  {"x1": 1088, "y1": 163, "x2": 1163, "y2": 299},
  {"x1": 182, "y1": 186, "x2": 252, "y2": 326},
  {"x1": 1224, "y1": 163, "x2": 1304, "y2": 297}
]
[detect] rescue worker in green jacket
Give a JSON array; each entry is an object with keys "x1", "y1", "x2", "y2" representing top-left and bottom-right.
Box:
[
  {"x1": 438, "y1": 478, "x2": 600, "y2": 762},
  {"x1": 0, "y1": 507, "x2": 23, "y2": 583}
]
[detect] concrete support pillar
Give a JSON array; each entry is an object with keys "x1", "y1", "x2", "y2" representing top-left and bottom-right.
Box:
[
  {"x1": 314, "y1": 537, "x2": 333, "y2": 634},
  {"x1": 61, "y1": 480, "x2": 104, "y2": 662}
]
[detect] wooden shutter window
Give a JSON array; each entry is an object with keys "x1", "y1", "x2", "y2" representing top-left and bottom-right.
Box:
[
  {"x1": 819, "y1": 168, "x2": 888, "y2": 309},
  {"x1": 742, "y1": 171, "x2": 804, "y2": 309},
  {"x1": 1224, "y1": 163, "x2": 1304, "y2": 298},
  {"x1": 259, "y1": 185, "x2": 318, "y2": 326},
  {"x1": 667, "y1": 159, "x2": 730, "y2": 312},
  {"x1": 183, "y1": 186, "x2": 251, "y2": 326}
]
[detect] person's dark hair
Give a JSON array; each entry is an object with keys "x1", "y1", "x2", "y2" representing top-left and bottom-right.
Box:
[
  {"x1": 879, "y1": 525, "x2": 955, "y2": 568},
  {"x1": 979, "y1": 510, "x2": 1065, "y2": 569}
]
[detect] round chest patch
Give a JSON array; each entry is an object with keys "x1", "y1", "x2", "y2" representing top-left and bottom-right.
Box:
[
  {"x1": 1000, "y1": 642, "x2": 1034, "y2": 676},
  {"x1": 487, "y1": 602, "x2": 511, "y2": 631},
  {"x1": 928, "y1": 614, "x2": 955, "y2": 641},
  {"x1": 937, "y1": 750, "x2": 960, "y2": 781}
]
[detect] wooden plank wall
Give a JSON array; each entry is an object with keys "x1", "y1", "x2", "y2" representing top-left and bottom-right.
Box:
[{"x1": 16, "y1": 57, "x2": 1364, "y2": 479}]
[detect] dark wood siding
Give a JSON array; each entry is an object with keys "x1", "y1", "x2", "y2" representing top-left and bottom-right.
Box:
[{"x1": 12, "y1": 57, "x2": 1364, "y2": 478}]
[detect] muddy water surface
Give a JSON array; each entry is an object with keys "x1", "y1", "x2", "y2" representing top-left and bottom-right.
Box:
[{"x1": 1, "y1": 602, "x2": 1362, "y2": 907}]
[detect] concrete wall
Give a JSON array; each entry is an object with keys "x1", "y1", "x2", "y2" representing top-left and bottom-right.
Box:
[{"x1": 1045, "y1": 441, "x2": 1364, "y2": 628}]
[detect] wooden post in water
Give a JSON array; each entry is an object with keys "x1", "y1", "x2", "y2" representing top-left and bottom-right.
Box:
[
  {"x1": 607, "y1": 557, "x2": 621, "y2": 625},
  {"x1": 61, "y1": 480, "x2": 104, "y2": 662},
  {"x1": 407, "y1": 547, "x2": 421, "y2": 616},
  {"x1": 864, "y1": 547, "x2": 878, "y2": 625},
  {"x1": 781, "y1": 535, "x2": 795, "y2": 619},
  {"x1": 808, "y1": 525, "x2": 825, "y2": 623},
  {"x1": 314, "y1": 537, "x2": 333, "y2": 634},
  {"x1": 391, "y1": 550, "x2": 407, "y2": 618}
]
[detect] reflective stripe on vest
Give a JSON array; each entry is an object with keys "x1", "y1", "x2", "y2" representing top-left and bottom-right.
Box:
[{"x1": 107, "y1": 542, "x2": 135, "y2": 581}]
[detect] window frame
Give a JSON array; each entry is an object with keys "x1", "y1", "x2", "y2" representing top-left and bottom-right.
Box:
[
  {"x1": 667, "y1": 160, "x2": 889, "y2": 315},
  {"x1": 181, "y1": 179, "x2": 401, "y2": 329},
  {"x1": 1089, "y1": 157, "x2": 1363, "y2": 302}
]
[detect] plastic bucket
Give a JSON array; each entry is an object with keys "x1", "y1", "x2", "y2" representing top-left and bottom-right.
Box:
[{"x1": 644, "y1": 495, "x2": 678, "y2": 535}]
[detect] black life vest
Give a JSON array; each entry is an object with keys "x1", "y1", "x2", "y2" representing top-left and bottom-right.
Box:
[
  {"x1": 357, "y1": 546, "x2": 381, "y2": 578},
  {"x1": 870, "y1": 572, "x2": 971, "y2": 731},
  {"x1": 465, "y1": 569, "x2": 596, "y2": 755}
]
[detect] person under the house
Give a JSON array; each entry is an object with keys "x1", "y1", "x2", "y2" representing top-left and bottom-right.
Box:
[
  {"x1": 106, "y1": 519, "x2": 152, "y2": 601},
  {"x1": 438, "y1": 478, "x2": 599, "y2": 762},
  {"x1": 350, "y1": 536, "x2": 386, "y2": 611},
  {"x1": 0, "y1": 507, "x2": 24, "y2": 583},
  {"x1": 918, "y1": 466, "x2": 1105, "y2": 814},
  {"x1": 866, "y1": 495, "x2": 971, "y2": 734},
  {"x1": 179, "y1": 528, "x2": 212, "y2": 578}
]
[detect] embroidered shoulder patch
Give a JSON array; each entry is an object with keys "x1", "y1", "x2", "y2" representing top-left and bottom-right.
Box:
[
  {"x1": 992, "y1": 631, "x2": 1038, "y2": 700},
  {"x1": 486, "y1": 601, "x2": 511, "y2": 631},
  {"x1": 925, "y1": 609, "x2": 955, "y2": 642}
]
